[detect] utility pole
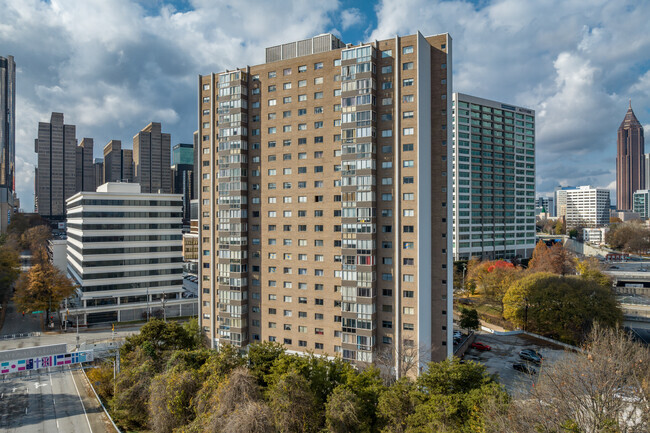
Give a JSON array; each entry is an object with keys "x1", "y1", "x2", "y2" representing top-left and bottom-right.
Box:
[
  {"x1": 524, "y1": 297, "x2": 529, "y2": 332},
  {"x1": 76, "y1": 315, "x2": 79, "y2": 350}
]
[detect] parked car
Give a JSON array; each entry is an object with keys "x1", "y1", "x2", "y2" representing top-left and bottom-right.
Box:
[
  {"x1": 519, "y1": 351, "x2": 542, "y2": 363},
  {"x1": 520, "y1": 349, "x2": 543, "y2": 360},
  {"x1": 513, "y1": 363, "x2": 537, "y2": 374},
  {"x1": 470, "y1": 342, "x2": 491, "y2": 351},
  {"x1": 453, "y1": 330, "x2": 463, "y2": 338}
]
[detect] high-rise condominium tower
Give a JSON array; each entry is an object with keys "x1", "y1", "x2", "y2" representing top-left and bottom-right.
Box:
[
  {"x1": 0, "y1": 55, "x2": 16, "y2": 232},
  {"x1": 198, "y1": 32, "x2": 453, "y2": 373},
  {"x1": 452, "y1": 93, "x2": 536, "y2": 261},
  {"x1": 616, "y1": 101, "x2": 644, "y2": 211},
  {"x1": 134, "y1": 122, "x2": 171, "y2": 193},
  {"x1": 35, "y1": 112, "x2": 77, "y2": 219},
  {"x1": 171, "y1": 143, "x2": 195, "y2": 226}
]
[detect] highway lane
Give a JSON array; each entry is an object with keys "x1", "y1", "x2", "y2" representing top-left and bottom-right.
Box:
[{"x1": 0, "y1": 366, "x2": 92, "y2": 433}]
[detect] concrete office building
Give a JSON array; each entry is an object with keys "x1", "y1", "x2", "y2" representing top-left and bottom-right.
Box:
[
  {"x1": 134, "y1": 122, "x2": 171, "y2": 194},
  {"x1": 103, "y1": 140, "x2": 134, "y2": 184},
  {"x1": 94, "y1": 158, "x2": 104, "y2": 188},
  {"x1": 171, "y1": 143, "x2": 195, "y2": 226},
  {"x1": 452, "y1": 93, "x2": 536, "y2": 261},
  {"x1": 35, "y1": 113, "x2": 77, "y2": 220},
  {"x1": 565, "y1": 185, "x2": 610, "y2": 228},
  {"x1": 554, "y1": 186, "x2": 576, "y2": 219},
  {"x1": 616, "y1": 101, "x2": 644, "y2": 211},
  {"x1": 633, "y1": 189, "x2": 650, "y2": 219},
  {"x1": 66, "y1": 182, "x2": 196, "y2": 324},
  {"x1": 198, "y1": 32, "x2": 453, "y2": 372},
  {"x1": 0, "y1": 55, "x2": 16, "y2": 232},
  {"x1": 75, "y1": 138, "x2": 95, "y2": 192}
]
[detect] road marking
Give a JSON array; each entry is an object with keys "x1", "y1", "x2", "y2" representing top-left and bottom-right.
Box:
[{"x1": 70, "y1": 367, "x2": 93, "y2": 433}]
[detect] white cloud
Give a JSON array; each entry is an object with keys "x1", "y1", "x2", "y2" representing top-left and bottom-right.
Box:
[{"x1": 341, "y1": 8, "x2": 363, "y2": 31}]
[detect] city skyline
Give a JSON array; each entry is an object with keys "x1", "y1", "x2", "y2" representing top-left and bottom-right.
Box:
[{"x1": 2, "y1": 0, "x2": 650, "y2": 210}]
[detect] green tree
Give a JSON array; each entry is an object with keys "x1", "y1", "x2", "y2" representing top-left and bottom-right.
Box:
[
  {"x1": 148, "y1": 365, "x2": 200, "y2": 433},
  {"x1": 459, "y1": 307, "x2": 480, "y2": 332},
  {"x1": 377, "y1": 378, "x2": 418, "y2": 433},
  {"x1": 605, "y1": 220, "x2": 650, "y2": 253},
  {"x1": 268, "y1": 370, "x2": 322, "y2": 433},
  {"x1": 120, "y1": 318, "x2": 198, "y2": 362},
  {"x1": 247, "y1": 340, "x2": 285, "y2": 386},
  {"x1": 325, "y1": 386, "x2": 366, "y2": 433},
  {"x1": 12, "y1": 257, "x2": 76, "y2": 317},
  {"x1": 554, "y1": 219, "x2": 565, "y2": 235},
  {"x1": 0, "y1": 246, "x2": 20, "y2": 300},
  {"x1": 503, "y1": 272, "x2": 622, "y2": 344},
  {"x1": 112, "y1": 347, "x2": 158, "y2": 429}
]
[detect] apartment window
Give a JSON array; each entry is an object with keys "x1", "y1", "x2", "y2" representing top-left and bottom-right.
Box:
[
  {"x1": 403, "y1": 225, "x2": 414, "y2": 233},
  {"x1": 403, "y1": 127, "x2": 414, "y2": 135},
  {"x1": 268, "y1": 99, "x2": 276, "y2": 106},
  {"x1": 403, "y1": 62, "x2": 414, "y2": 70},
  {"x1": 381, "y1": 65, "x2": 392, "y2": 74},
  {"x1": 403, "y1": 242, "x2": 414, "y2": 249},
  {"x1": 381, "y1": 129, "x2": 393, "y2": 137},
  {"x1": 283, "y1": 110, "x2": 291, "y2": 118},
  {"x1": 298, "y1": 94, "x2": 307, "y2": 102},
  {"x1": 403, "y1": 274, "x2": 415, "y2": 282},
  {"x1": 314, "y1": 77, "x2": 323, "y2": 84},
  {"x1": 382, "y1": 81, "x2": 393, "y2": 90},
  {"x1": 283, "y1": 82, "x2": 291, "y2": 90},
  {"x1": 283, "y1": 96, "x2": 292, "y2": 104},
  {"x1": 298, "y1": 123, "x2": 306, "y2": 130},
  {"x1": 403, "y1": 176, "x2": 414, "y2": 184},
  {"x1": 403, "y1": 193, "x2": 414, "y2": 200},
  {"x1": 314, "y1": 62, "x2": 323, "y2": 70},
  {"x1": 314, "y1": 121, "x2": 323, "y2": 129},
  {"x1": 381, "y1": 49, "x2": 392, "y2": 58},
  {"x1": 403, "y1": 95, "x2": 414, "y2": 102},
  {"x1": 403, "y1": 290, "x2": 414, "y2": 298},
  {"x1": 403, "y1": 160, "x2": 414, "y2": 167},
  {"x1": 268, "y1": 85, "x2": 276, "y2": 92},
  {"x1": 298, "y1": 65, "x2": 307, "y2": 72},
  {"x1": 314, "y1": 106, "x2": 324, "y2": 114},
  {"x1": 402, "y1": 45, "x2": 414, "y2": 54},
  {"x1": 403, "y1": 143, "x2": 414, "y2": 151},
  {"x1": 403, "y1": 78, "x2": 414, "y2": 87},
  {"x1": 283, "y1": 68, "x2": 291, "y2": 75},
  {"x1": 314, "y1": 92, "x2": 323, "y2": 99},
  {"x1": 382, "y1": 97, "x2": 392, "y2": 106},
  {"x1": 403, "y1": 111, "x2": 414, "y2": 119},
  {"x1": 268, "y1": 71, "x2": 276, "y2": 78}
]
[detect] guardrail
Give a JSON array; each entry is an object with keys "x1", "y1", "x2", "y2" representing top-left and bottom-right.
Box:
[{"x1": 1, "y1": 332, "x2": 41, "y2": 340}]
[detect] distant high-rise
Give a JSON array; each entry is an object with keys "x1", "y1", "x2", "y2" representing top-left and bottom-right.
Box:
[
  {"x1": 171, "y1": 143, "x2": 194, "y2": 225},
  {"x1": 75, "y1": 138, "x2": 95, "y2": 192},
  {"x1": 35, "y1": 112, "x2": 77, "y2": 219},
  {"x1": 616, "y1": 101, "x2": 645, "y2": 211},
  {"x1": 103, "y1": 140, "x2": 134, "y2": 184},
  {"x1": 134, "y1": 122, "x2": 171, "y2": 193},
  {"x1": 565, "y1": 185, "x2": 610, "y2": 228},
  {"x1": 0, "y1": 55, "x2": 15, "y2": 194},
  {"x1": 0, "y1": 55, "x2": 16, "y2": 232},
  {"x1": 94, "y1": 158, "x2": 104, "y2": 188},
  {"x1": 452, "y1": 93, "x2": 536, "y2": 261}
]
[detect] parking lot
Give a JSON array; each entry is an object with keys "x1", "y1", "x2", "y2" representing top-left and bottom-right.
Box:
[{"x1": 462, "y1": 331, "x2": 569, "y2": 394}]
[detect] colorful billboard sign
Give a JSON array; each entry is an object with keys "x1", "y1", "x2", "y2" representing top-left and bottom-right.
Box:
[{"x1": 0, "y1": 351, "x2": 93, "y2": 374}]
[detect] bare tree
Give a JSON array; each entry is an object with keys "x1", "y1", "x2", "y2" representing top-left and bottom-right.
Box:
[
  {"x1": 485, "y1": 324, "x2": 650, "y2": 433},
  {"x1": 373, "y1": 335, "x2": 429, "y2": 383}
]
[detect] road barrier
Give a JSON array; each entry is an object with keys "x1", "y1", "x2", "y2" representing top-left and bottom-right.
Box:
[{"x1": 1, "y1": 332, "x2": 41, "y2": 340}]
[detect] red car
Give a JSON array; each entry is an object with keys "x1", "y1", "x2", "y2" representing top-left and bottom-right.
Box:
[{"x1": 470, "y1": 342, "x2": 491, "y2": 351}]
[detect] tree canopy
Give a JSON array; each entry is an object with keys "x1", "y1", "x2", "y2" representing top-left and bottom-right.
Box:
[
  {"x1": 12, "y1": 258, "x2": 76, "y2": 315},
  {"x1": 502, "y1": 272, "x2": 622, "y2": 344},
  {"x1": 606, "y1": 221, "x2": 650, "y2": 253}
]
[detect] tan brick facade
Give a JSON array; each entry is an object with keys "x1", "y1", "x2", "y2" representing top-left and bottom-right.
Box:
[{"x1": 198, "y1": 32, "x2": 452, "y2": 375}]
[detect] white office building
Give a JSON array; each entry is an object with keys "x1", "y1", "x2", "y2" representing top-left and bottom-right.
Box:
[
  {"x1": 565, "y1": 185, "x2": 610, "y2": 228},
  {"x1": 583, "y1": 227, "x2": 608, "y2": 245},
  {"x1": 452, "y1": 93, "x2": 536, "y2": 261},
  {"x1": 633, "y1": 189, "x2": 650, "y2": 219},
  {"x1": 66, "y1": 182, "x2": 197, "y2": 324}
]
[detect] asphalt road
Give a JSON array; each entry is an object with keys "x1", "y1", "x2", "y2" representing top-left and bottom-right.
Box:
[
  {"x1": 0, "y1": 366, "x2": 97, "y2": 433},
  {"x1": 1, "y1": 301, "x2": 42, "y2": 336}
]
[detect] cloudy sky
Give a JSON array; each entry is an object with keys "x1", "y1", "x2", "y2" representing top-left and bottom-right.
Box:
[{"x1": 2, "y1": 0, "x2": 650, "y2": 211}]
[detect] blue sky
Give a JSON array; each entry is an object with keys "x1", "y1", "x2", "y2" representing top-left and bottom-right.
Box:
[{"x1": 2, "y1": 0, "x2": 650, "y2": 211}]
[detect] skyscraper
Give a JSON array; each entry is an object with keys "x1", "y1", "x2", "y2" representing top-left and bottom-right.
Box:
[
  {"x1": 0, "y1": 55, "x2": 15, "y2": 194},
  {"x1": 94, "y1": 158, "x2": 104, "y2": 189},
  {"x1": 0, "y1": 55, "x2": 16, "y2": 232},
  {"x1": 616, "y1": 101, "x2": 645, "y2": 211},
  {"x1": 134, "y1": 122, "x2": 171, "y2": 193},
  {"x1": 452, "y1": 93, "x2": 536, "y2": 261},
  {"x1": 75, "y1": 138, "x2": 95, "y2": 192},
  {"x1": 103, "y1": 140, "x2": 134, "y2": 184},
  {"x1": 35, "y1": 112, "x2": 77, "y2": 219},
  {"x1": 198, "y1": 32, "x2": 453, "y2": 372},
  {"x1": 171, "y1": 143, "x2": 194, "y2": 226}
]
